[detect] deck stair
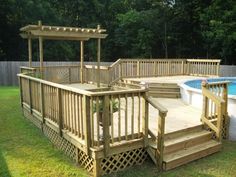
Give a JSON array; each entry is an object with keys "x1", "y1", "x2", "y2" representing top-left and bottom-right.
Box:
[
  {"x1": 148, "y1": 126, "x2": 222, "y2": 170},
  {"x1": 148, "y1": 83, "x2": 181, "y2": 98}
]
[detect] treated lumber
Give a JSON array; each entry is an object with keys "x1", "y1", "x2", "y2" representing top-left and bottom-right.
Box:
[
  {"x1": 163, "y1": 140, "x2": 221, "y2": 170},
  {"x1": 164, "y1": 130, "x2": 212, "y2": 154},
  {"x1": 103, "y1": 95, "x2": 110, "y2": 157},
  {"x1": 90, "y1": 138, "x2": 144, "y2": 159}
]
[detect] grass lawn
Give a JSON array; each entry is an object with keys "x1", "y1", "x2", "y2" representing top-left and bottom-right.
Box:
[{"x1": 0, "y1": 87, "x2": 236, "y2": 177}]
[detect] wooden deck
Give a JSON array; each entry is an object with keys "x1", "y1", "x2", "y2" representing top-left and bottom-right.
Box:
[{"x1": 18, "y1": 58, "x2": 228, "y2": 177}]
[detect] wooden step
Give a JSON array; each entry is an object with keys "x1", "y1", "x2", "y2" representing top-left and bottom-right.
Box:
[
  {"x1": 164, "y1": 125, "x2": 203, "y2": 141},
  {"x1": 163, "y1": 140, "x2": 221, "y2": 170},
  {"x1": 164, "y1": 130, "x2": 212, "y2": 154},
  {"x1": 148, "y1": 83, "x2": 178, "y2": 87},
  {"x1": 149, "y1": 88, "x2": 180, "y2": 92},
  {"x1": 149, "y1": 93, "x2": 180, "y2": 98}
]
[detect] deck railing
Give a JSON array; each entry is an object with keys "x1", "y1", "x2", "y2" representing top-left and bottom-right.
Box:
[
  {"x1": 201, "y1": 81, "x2": 229, "y2": 140},
  {"x1": 21, "y1": 58, "x2": 221, "y2": 86},
  {"x1": 18, "y1": 73, "x2": 149, "y2": 156},
  {"x1": 84, "y1": 58, "x2": 220, "y2": 85}
]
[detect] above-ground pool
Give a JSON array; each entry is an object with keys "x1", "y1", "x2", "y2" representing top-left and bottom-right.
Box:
[
  {"x1": 185, "y1": 78, "x2": 236, "y2": 95},
  {"x1": 179, "y1": 77, "x2": 236, "y2": 140}
]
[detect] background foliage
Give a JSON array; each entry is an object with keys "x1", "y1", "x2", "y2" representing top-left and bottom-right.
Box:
[{"x1": 0, "y1": 0, "x2": 235, "y2": 64}]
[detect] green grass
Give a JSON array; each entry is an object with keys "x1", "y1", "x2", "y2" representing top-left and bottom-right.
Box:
[{"x1": 0, "y1": 87, "x2": 236, "y2": 177}]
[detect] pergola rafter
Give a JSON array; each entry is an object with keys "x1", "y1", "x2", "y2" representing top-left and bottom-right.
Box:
[{"x1": 20, "y1": 20, "x2": 108, "y2": 87}]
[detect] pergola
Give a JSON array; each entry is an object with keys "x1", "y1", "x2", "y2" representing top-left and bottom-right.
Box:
[{"x1": 20, "y1": 21, "x2": 108, "y2": 87}]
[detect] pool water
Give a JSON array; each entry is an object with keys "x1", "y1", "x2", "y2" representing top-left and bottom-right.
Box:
[{"x1": 185, "y1": 78, "x2": 236, "y2": 95}]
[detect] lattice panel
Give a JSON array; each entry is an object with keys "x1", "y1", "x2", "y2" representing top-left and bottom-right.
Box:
[
  {"x1": 101, "y1": 148, "x2": 147, "y2": 175},
  {"x1": 77, "y1": 150, "x2": 94, "y2": 172},
  {"x1": 222, "y1": 115, "x2": 229, "y2": 139},
  {"x1": 24, "y1": 109, "x2": 42, "y2": 129},
  {"x1": 43, "y1": 124, "x2": 77, "y2": 161}
]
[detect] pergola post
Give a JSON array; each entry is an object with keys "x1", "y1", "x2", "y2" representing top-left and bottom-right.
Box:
[
  {"x1": 38, "y1": 21, "x2": 43, "y2": 72},
  {"x1": 28, "y1": 38, "x2": 32, "y2": 67},
  {"x1": 97, "y1": 25, "x2": 101, "y2": 88},
  {"x1": 80, "y1": 40, "x2": 84, "y2": 83}
]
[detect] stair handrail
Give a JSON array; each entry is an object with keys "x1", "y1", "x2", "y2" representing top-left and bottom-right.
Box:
[
  {"x1": 201, "y1": 81, "x2": 230, "y2": 141},
  {"x1": 146, "y1": 96, "x2": 168, "y2": 170}
]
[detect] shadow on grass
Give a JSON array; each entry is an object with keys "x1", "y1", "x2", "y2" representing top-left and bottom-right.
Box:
[{"x1": 0, "y1": 149, "x2": 11, "y2": 177}]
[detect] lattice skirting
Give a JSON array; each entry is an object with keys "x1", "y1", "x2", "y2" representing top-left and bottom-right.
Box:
[
  {"x1": 222, "y1": 115, "x2": 230, "y2": 139},
  {"x1": 23, "y1": 108, "x2": 94, "y2": 173},
  {"x1": 100, "y1": 148, "x2": 148, "y2": 175},
  {"x1": 205, "y1": 115, "x2": 230, "y2": 140},
  {"x1": 23, "y1": 109, "x2": 42, "y2": 129},
  {"x1": 23, "y1": 108, "x2": 148, "y2": 177}
]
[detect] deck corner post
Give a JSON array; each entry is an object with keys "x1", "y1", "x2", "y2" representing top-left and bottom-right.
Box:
[
  {"x1": 157, "y1": 111, "x2": 166, "y2": 170},
  {"x1": 142, "y1": 94, "x2": 149, "y2": 147},
  {"x1": 40, "y1": 82, "x2": 45, "y2": 124},
  {"x1": 28, "y1": 79, "x2": 33, "y2": 114},
  {"x1": 94, "y1": 158, "x2": 102, "y2": 177},
  {"x1": 119, "y1": 62, "x2": 122, "y2": 80},
  {"x1": 201, "y1": 83, "x2": 208, "y2": 122},
  {"x1": 57, "y1": 88, "x2": 63, "y2": 137},
  {"x1": 83, "y1": 95, "x2": 91, "y2": 155},
  {"x1": 18, "y1": 77, "x2": 23, "y2": 108},
  {"x1": 103, "y1": 95, "x2": 110, "y2": 157}
]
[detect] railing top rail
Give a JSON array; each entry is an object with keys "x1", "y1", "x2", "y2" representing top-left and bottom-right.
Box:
[
  {"x1": 146, "y1": 96, "x2": 168, "y2": 114},
  {"x1": 203, "y1": 81, "x2": 231, "y2": 86},
  {"x1": 85, "y1": 65, "x2": 109, "y2": 70},
  {"x1": 18, "y1": 73, "x2": 146, "y2": 96},
  {"x1": 18, "y1": 73, "x2": 92, "y2": 96},
  {"x1": 120, "y1": 58, "x2": 187, "y2": 62},
  {"x1": 187, "y1": 59, "x2": 221, "y2": 63},
  {"x1": 32, "y1": 65, "x2": 80, "y2": 69},
  {"x1": 20, "y1": 66, "x2": 37, "y2": 70},
  {"x1": 109, "y1": 58, "x2": 122, "y2": 67}
]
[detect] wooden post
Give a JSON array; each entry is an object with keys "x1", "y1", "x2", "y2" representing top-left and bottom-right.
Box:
[
  {"x1": 181, "y1": 60, "x2": 184, "y2": 75},
  {"x1": 137, "y1": 60, "x2": 140, "y2": 77},
  {"x1": 19, "y1": 77, "x2": 23, "y2": 108},
  {"x1": 216, "y1": 62, "x2": 220, "y2": 76},
  {"x1": 102, "y1": 95, "x2": 110, "y2": 157},
  {"x1": 80, "y1": 41, "x2": 84, "y2": 84},
  {"x1": 40, "y1": 83, "x2": 45, "y2": 124},
  {"x1": 119, "y1": 62, "x2": 122, "y2": 80},
  {"x1": 94, "y1": 158, "x2": 101, "y2": 177},
  {"x1": 28, "y1": 38, "x2": 32, "y2": 67},
  {"x1": 28, "y1": 79, "x2": 32, "y2": 114},
  {"x1": 223, "y1": 83, "x2": 229, "y2": 139},
  {"x1": 57, "y1": 88, "x2": 63, "y2": 136},
  {"x1": 38, "y1": 21, "x2": 43, "y2": 73},
  {"x1": 68, "y1": 67, "x2": 71, "y2": 84},
  {"x1": 97, "y1": 25, "x2": 101, "y2": 87},
  {"x1": 83, "y1": 95, "x2": 91, "y2": 155},
  {"x1": 157, "y1": 111, "x2": 166, "y2": 170},
  {"x1": 201, "y1": 83, "x2": 208, "y2": 122},
  {"x1": 142, "y1": 94, "x2": 149, "y2": 147}
]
